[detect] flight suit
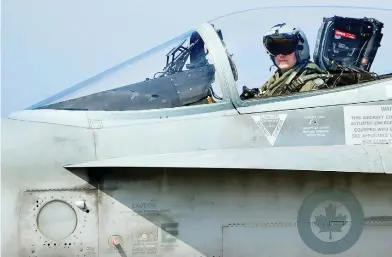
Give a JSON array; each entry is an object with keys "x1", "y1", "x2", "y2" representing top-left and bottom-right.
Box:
[{"x1": 259, "y1": 61, "x2": 329, "y2": 97}]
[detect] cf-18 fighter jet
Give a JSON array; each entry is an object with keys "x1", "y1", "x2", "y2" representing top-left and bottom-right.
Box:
[{"x1": 2, "y1": 5, "x2": 392, "y2": 257}]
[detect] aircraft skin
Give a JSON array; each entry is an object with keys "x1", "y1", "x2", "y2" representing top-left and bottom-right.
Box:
[{"x1": 2, "y1": 9, "x2": 392, "y2": 257}]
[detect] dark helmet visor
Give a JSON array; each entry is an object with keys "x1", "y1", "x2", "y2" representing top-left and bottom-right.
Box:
[{"x1": 264, "y1": 36, "x2": 297, "y2": 56}]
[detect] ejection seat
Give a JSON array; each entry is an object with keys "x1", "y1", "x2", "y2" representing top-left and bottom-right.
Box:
[{"x1": 313, "y1": 15, "x2": 385, "y2": 88}]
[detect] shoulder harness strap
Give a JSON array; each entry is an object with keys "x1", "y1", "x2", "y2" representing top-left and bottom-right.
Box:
[
  {"x1": 285, "y1": 63, "x2": 332, "y2": 92},
  {"x1": 289, "y1": 73, "x2": 332, "y2": 90},
  {"x1": 283, "y1": 63, "x2": 306, "y2": 91}
]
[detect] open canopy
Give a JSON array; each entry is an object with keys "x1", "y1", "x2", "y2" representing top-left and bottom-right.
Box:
[
  {"x1": 28, "y1": 29, "x2": 226, "y2": 111},
  {"x1": 29, "y1": 6, "x2": 392, "y2": 112}
]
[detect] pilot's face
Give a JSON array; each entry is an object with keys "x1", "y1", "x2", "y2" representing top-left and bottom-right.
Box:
[{"x1": 274, "y1": 52, "x2": 297, "y2": 71}]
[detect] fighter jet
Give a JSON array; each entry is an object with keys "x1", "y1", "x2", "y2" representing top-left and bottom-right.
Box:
[{"x1": 2, "y1": 5, "x2": 392, "y2": 257}]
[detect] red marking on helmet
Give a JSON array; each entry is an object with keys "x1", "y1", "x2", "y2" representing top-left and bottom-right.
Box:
[{"x1": 335, "y1": 30, "x2": 357, "y2": 39}]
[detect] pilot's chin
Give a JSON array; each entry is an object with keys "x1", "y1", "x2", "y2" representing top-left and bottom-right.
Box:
[{"x1": 277, "y1": 64, "x2": 291, "y2": 71}]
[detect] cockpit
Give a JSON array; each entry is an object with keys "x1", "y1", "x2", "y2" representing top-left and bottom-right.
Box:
[
  {"x1": 29, "y1": 29, "x2": 226, "y2": 111},
  {"x1": 29, "y1": 6, "x2": 392, "y2": 112}
]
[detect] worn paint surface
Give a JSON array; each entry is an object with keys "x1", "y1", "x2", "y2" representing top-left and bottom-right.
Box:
[{"x1": 32, "y1": 169, "x2": 392, "y2": 257}]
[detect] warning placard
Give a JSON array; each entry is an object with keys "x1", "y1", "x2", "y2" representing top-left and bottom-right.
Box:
[
  {"x1": 344, "y1": 105, "x2": 392, "y2": 145},
  {"x1": 335, "y1": 30, "x2": 357, "y2": 39}
]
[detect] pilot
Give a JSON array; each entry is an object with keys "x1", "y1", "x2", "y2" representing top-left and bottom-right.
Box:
[{"x1": 240, "y1": 23, "x2": 330, "y2": 99}]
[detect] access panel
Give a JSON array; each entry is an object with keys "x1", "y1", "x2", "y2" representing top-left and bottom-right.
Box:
[{"x1": 18, "y1": 188, "x2": 99, "y2": 257}]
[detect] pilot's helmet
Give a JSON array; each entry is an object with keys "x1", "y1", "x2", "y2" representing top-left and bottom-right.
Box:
[{"x1": 262, "y1": 23, "x2": 310, "y2": 66}]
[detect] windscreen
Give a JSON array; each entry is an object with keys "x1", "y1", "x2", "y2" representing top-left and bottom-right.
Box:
[
  {"x1": 31, "y1": 30, "x2": 223, "y2": 111},
  {"x1": 209, "y1": 6, "x2": 391, "y2": 99}
]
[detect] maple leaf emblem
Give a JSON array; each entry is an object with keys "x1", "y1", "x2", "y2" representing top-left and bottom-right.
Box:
[{"x1": 314, "y1": 203, "x2": 347, "y2": 240}]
